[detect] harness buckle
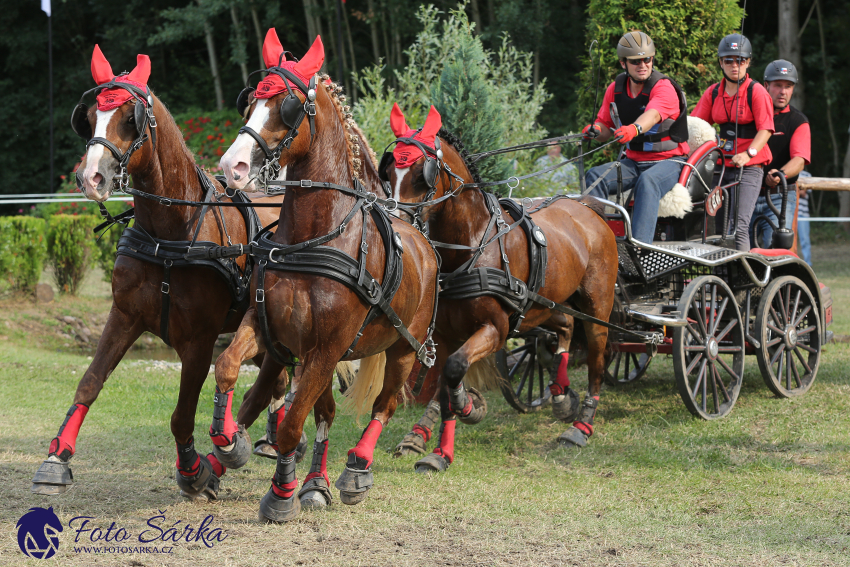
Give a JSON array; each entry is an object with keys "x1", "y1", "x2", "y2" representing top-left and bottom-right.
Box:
[
  {"x1": 384, "y1": 198, "x2": 398, "y2": 212},
  {"x1": 361, "y1": 242, "x2": 368, "y2": 254},
  {"x1": 268, "y1": 248, "x2": 282, "y2": 263},
  {"x1": 161, "y1": 282, "x2": 170, "y2": 294},
  {"x1": 339, "y1": 223, "x2": 347, "y2": 234},
  {"x1": 159, "y1": 198, "x2": 172, "y2": 207},
  {"x1": 256, "y1": 289, "x2": 265, "y2": 303},
  {"x1": 365, "y1": 192, "x2": 378, "y2": 205},
  {"x1": 154, "y1": 243, "x2": 160, "y2": 257},
  {"x1": 300, "y1": 180, "x2": 313, "y2": 188}
]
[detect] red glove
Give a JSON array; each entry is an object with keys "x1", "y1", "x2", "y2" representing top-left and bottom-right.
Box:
[
  {"x1": 614, "y1": 124, "x2": 639, "y2": 144},
  {"x1": 582, "y1": 124, "x2": 601, "y2": 140}
]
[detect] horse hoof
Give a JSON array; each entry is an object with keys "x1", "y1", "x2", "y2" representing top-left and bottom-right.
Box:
[
  {"x1": 552, "y1": 388, "x2": 580, "y2": 423},
  {"x1": 259, "y1": 487, "x2": 301, "y2": 523},
  {"x1": 294, "y1": 431, "x2": 309, "y2": 464},
  {"x1": 31, "y1": 457, "x2": 73, "y2": 495},
  {"x1": 458, "y1": 387, "x2": 488, "y2": 425},
  {"x1": 298, "y1": 477, "x2": 333, "y2": 510},
  {"x1": 414, "y1": 453, "x2": 448, "y2": 474},
  {"x1": 393, "y1": 432, "x2": 427, "y2": 458},
  {"x1": 334, "y1": 466, "x2": 373, "y2": 506},
  {"x1": 253, "y1": 434, "x2": 278, "y2": 460},
  {"x1": 175, "y1": 455, "x2": 220, "y2": 500},
  {"x1": 558, "y1": 426, "x2": 588, "y2": 448},
  {"x1": 213, "y1": 424, "x2": 252, "y2": 469}
]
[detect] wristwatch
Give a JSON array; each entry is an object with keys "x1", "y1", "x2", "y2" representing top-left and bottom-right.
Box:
[
  {"x1": 634, "y1": 123, "x2": 643, "y2": 135},
  {"x1": 747, "y1": 147, "x2": 758, "y2": 158}
]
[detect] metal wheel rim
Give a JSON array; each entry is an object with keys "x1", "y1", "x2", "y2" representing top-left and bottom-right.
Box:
[
  {"x1": 755, "y1": 275, "x2": 821, "y2": 397},
  {"x1": 673, "y1": 275, "x2": 745, "y2": 420}
]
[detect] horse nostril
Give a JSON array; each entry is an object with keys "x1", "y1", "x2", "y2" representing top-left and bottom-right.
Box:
[
  {"x1": 233, "y1": 161, "x2": 249, "y2": 182},
  {"x1": 91, "y1": 173, "x2": 103, "y2": 188}
]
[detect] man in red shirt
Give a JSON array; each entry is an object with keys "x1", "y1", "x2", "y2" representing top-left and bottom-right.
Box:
[
  {"x1": 690, "y1": 33, "x2": 774, "y2": 251},
  {"x1": 583, "y1": 31, "x2": 690, "y2": 244},
  {"x1": 750, "y1": 60, "x2": 810, "y2": 248}
]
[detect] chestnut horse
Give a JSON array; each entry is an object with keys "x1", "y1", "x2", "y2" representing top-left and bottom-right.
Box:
[
  {"x1": 215, "y1": 30, "x2": 438, "y2": 522},
  {"x1": 31, "y1": 46, "x2": 291, "y2": 500},
  {"x1": 382, "y1": 105, "x2": 618, "y2": 471}
]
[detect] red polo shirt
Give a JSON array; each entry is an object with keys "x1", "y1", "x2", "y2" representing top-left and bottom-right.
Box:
[{"x1": 691, "y1": 75, "x2": 775, "y2": 166}]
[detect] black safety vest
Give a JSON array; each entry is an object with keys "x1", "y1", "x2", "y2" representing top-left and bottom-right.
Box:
[
  {"x1": 763, "y1": 105, "x2": 808, "y2": 185},
  {"x1": 613, "y1": 70, "x2": 689, "y2": 153}
]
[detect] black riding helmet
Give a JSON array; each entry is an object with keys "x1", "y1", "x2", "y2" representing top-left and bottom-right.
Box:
[
  {"x1": 718, "y1": 33, "x2": 753, "y2": 59},
  {"x1": 764, "y1": 59, "x2": 798, "y2": 83}
]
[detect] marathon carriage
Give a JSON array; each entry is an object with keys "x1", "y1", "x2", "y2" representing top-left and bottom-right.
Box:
[{"x1": 497, "y1": 130, "x2": 833, "y2": 420}]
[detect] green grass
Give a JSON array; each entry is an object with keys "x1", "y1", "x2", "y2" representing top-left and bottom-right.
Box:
[{"x1": 0, "y1": 246, "x2": 848, "y2": 566}]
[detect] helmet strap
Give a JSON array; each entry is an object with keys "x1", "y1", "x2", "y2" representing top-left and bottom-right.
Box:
[
  {"x1": 627, "y1": 68, "x2": 648, "y2": 84},
  {"x1": 720, "y1": 66, "x2": 746, "y2": 85}
]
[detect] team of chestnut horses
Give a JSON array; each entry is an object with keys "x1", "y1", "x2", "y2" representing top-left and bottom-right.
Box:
[{"x1": 31, "y1": 29, "x2": 617, "y2": 523}]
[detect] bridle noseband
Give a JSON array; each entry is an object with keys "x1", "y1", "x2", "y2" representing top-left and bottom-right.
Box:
[
  {"x1": 71, "y1": 77, "x2": 158, "y2": 193},
  {"x1": 235, "y1": 62, "x2": 318, "y2": 190}
]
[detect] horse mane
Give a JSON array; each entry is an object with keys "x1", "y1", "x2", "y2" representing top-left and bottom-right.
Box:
[
  {"x1": 437, "y1": 128, "x2": 482, "y2": 185},
  {"x1": 317, "y1": 74, "x2": 377, "y2": 183}
]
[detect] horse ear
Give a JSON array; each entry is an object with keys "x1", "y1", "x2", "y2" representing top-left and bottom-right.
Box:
[
  {"x1": 91, "y1": 45, "x2": 114, "y2": 85},
  {"x1": 126, "y1": 54, "x2": 151, "y2": 86},
  {"x1": 390, "y1": 103, "x2": 409, "y2": 137},
  {"x1": 294, "y1": 35, "x2": 325, "y2": 78},
  {"x1": 262, "y1": 28, "x2": 284, "y2": 68},
  {"x1": 421, "y1": 105, "x2": 442, "y2": 139}
]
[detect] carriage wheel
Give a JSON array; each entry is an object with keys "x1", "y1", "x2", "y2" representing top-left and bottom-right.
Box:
[
  {"x1": 673, "y1": 275, "x2": 745, "y2": 420},
  {"x1": 754, "y1": 276, "x2": 821, "y2": 398},
  {"x1": 603, "y1": 347, "x2": 653, "y2": 386},
  {"x1": 495, "y1": 330, "x2": 554, "y2": 413}
]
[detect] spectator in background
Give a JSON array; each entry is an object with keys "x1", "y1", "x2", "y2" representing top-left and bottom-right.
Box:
[
  {"x1": 797, "y1": 170, "x2": 813, "y2": 265},
  {"x1": 535, "y1": 144, "x2": 578, "y2": 194},
  {"x1": 749, "y1": 60, "x2": 810, "y2": 249}
]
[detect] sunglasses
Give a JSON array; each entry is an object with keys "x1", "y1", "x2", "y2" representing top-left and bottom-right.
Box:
[
  {"x1": 626, "y1": 56, "x2": 654, "y2": 66},
  {"x1": 721, "y1": 57, "x2": 748, "y2": 66}
]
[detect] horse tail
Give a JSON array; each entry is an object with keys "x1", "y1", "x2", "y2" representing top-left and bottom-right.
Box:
[
  {"x1": 464, "y1": 354, "x2": 500, "y2": 392},
  {"x1": 341, "y1": 352, "x2": 387, "y2": 420},
  {"x1": 334, "y1": 361, "x2": 357, "y2": 394}
]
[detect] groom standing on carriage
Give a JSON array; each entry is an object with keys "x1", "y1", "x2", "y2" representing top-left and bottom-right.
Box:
[{"x1": 582, "y1": 31, "x2": 690, "y2": 244}]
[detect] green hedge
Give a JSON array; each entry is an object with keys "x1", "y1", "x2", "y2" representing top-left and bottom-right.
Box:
[
  {"x1": 47, "y1": 214, "x2": 101, "y2": 295},
  {"x1": 94, "y1": 219, "x2": 132, "y2": 282},
  {"x1": 0, "y1": 216, "x2": 48, "y2": 292}
]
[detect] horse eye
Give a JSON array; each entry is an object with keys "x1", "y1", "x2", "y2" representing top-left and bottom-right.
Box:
[{"x1": 128, "y1": 115, "x2": 135, "y2": 124}]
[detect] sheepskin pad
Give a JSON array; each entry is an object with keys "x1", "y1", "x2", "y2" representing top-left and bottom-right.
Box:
[{"x1": 654, "y1": 116, "x2": 716, "y2": 218}]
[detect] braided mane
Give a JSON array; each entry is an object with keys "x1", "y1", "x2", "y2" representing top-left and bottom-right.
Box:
[
  {"x1": 437, "y1": 128, "x2": 482, "y2": 185},
  {"x1": 317, "y1": 73, "x2": 377, "y2": 183}
]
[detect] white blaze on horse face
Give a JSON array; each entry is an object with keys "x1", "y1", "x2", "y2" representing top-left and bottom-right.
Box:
[
  {"x1": 80, "y1": 108, "x2": 117, "y2": 202},
  {"x1": 389, "y1": 167, "x2": 410, "y2": 218},
  {"x1": 220, "y1": 99, "x2": 273, "y2": 191}
]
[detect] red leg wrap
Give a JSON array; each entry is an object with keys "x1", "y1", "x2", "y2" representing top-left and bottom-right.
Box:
[
  {"x1": 210, "y1": 388, "x2": 238, "y2": 447},
  {"x1": 573, "y1": 395, "x2": 600, "y2": 437},
  {"x1": 432, "y1": 420, "x2": 456, "y2": 464},
  {"x1": 348, "y1": 419, "x2": 383, "y2": 469},
  {"x1": 175, "y1": 440, "x2": 201, "y2": 478},
  {"x1": 271, "y1": 450, "x2": 298, "y2": 498},
  {"x1": 271, "y1": 479, "x2": 299, "y2": 498},
  {"x1": 49, "y1": 403, "x2": 89, "y2": 461},
  {"x1": 206, "y1": 453, "x2": 226, "y2": 478},
  {"x1": 549, "y1": 353, "x2": 570, "y2": 396},
  {"x1": 573, "y1": 421, "x2": 593, "y2": 436},
  {"x1": 412, "y1": 424, "x2": 432, "y2": 442}
]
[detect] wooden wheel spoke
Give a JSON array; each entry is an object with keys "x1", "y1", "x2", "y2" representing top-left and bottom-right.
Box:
[
  {"x1": 776, "y1": 347, "x2": 785, "y2": 381},
  {"x1": 717, "y1": 346, "x2": 742, "y2": 353},
  {"x1": 715, "y1": 356, "x2": 741, "y2": 384},
  {"x1": 767, "y1": 322, "x2": 785, "y2": 335},
  {"x1": 709, "y1": 285, "x2": 718, "y2": 336},
  {"x1": 790, "y1": 354, "x2": 803, "y2": 388},
  {"x1": 791, "y1": 289, "x2": 801, "y2": 324},
  {"x1": 686, "y1": 322, "x2": 704, "y2": 344},
  {"x1": 765, "y1": 336, "x2": 783, "y2": 348},
  {"x1": 770, "y1": 344, "x2": 786, "y2": 366},
  {"x1": 509, "y1": 343, "x2": 532, "y2": 356},
  {"x1": 711, "y1": 296, "x2": 729, "y2": 336},
  {"x1": 714, "y1": 318, "x2": 738, "y2": 343},
  {"x1": 785, "y1": 350, "x2": 792, "y2": 391},
  {"x1": 783, "y1": 284, "x2": 792, "y2": 325},
  {"x1": 792, "y1": 305, "x2": 812, "y2": 328},
  {"x1": 509, "y1": 349, "x2": 530, "y2": 377},
  {"x1": 624, "y1": 351, "x2": 632, "y2": 381},
  {"x1": 701, "y1": 358, "x2": 708, "y2": 413},
  {"x1": 713, "y1": 363, "x2": 731, "y2": 402},
  {"x1": 797, "y1": 325, "x2": 817, "y2": 336},
  {"x1": 685, "y1": 345, "x2": 705, "y2": 351},
  {"x1": 796, "y1": 342, "x2": 817, "y2": 354},
  {"x1": 792, "y1": 346, "x2": 813, "y2": 374},
  {"x1": 686, "y1": 352, "x2": 704, "y2": 375},
  {"x1": 692, "y1": 358, "x2": 708, "y2": 397},
  {"x1": 769, "y1": 304, "x2": 785, "y2": 328},
  {"x1": 515, "y1": 352, "x2": 535, "y2": 396},
  {"x1": 709, "y1": 361, "x2": 720, "y2": 414},
  {"x1": 693, "y1": 289, "x2": 708, "y2": 338}
]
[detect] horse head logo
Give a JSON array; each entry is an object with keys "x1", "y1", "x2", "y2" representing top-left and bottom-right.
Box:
[{"x1": 16, "y1": 507, "x2": 63, "y2": 559}]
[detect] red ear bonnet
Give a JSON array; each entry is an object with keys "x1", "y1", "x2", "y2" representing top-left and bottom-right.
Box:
[
  {"x1": 255, "y1": 31, "x2": 325, "y2": 100},
  {"x1": 391, "y1": 105, "x2": 443, "y2": 168},
  {"x1": 92, "y1": 45, "x2": 152, "y2": 111}
]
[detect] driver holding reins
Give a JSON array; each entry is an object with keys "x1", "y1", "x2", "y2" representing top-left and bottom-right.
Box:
[{"x1": 583, "y1": 31, "x2": 690, "y2": 244}]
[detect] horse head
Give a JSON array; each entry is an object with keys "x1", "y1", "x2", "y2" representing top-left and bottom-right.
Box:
[
  {"x1": 220, "y1": 29, "x2": 326, "y2": 191},
  {"x1": 379, "y1": 103, "x2": 471, "y2": 223},
  {"x1": 74, "y1": 45, "x2": 158, "y2": 202}
]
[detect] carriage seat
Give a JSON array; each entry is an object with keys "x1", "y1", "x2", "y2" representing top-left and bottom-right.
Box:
[{"x1": 609, "y1": 117, "x2": 719, "y2": 219}]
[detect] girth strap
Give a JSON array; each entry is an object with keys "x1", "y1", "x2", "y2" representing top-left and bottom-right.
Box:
[
  {"x1": 254, "y1": 259, "x2": 298, "y2": 367},
  {"x1": 160, "y1": 259, "x2": 173, "y2": 346}
]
